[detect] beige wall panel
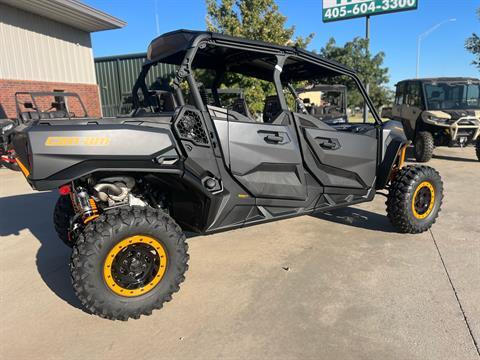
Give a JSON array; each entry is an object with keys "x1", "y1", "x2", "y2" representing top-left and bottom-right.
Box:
[{"x1": 0, "y1": 3, "x2": 96, "y2": 84}]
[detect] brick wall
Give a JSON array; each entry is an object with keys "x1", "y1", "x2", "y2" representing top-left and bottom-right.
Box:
[{"x1": 0, "y1": 79, "x2": 101, "y2": 119}]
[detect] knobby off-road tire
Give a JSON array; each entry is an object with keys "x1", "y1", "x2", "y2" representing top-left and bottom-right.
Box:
[
  {"x1": 53, "y1": 195, "x2": 75, "y2": 248},
  {"x1": 476, "y1": 139, "x2": 480, "y2": 161},
  {"x1": 414, "y1": 131, "x2": 434, "y2": 162},
  {"x1": 70, "y1": 206, "x2": 189, "y2": 320},
  {"x1": 386, "y1": 165, "x2": 443, "y2": 234}
]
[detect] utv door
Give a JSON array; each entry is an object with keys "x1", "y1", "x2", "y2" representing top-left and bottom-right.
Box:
[
  {"x1": 212, "y1": 109, "x2": 306, "y2": 200},
  {"x1": 392, "y1": 82, "x2": 406, "y2": 121},
  {"x1": 402, "y1": 81, "x2": 423, "y2": 134},
  {"x1": 294, "y1": 113, "x2": 378, "y2": 192}
]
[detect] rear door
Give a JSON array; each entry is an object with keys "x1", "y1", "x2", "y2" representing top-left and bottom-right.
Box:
[{"x1": 223, "y1": 111, "x2": 307, "y2": 200}]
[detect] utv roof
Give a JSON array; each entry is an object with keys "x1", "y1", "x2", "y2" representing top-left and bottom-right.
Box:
[
  {"x1": 146, "y1": 29, "x2": 354, "y2": 81},
  {"x1": 397, "y1": 77, "x2": 480, "y2": 84}
]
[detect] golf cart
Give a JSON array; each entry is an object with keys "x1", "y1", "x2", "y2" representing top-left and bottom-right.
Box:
[{"x1": 11, "y1": 30, "x2": 444, "y2": 320}]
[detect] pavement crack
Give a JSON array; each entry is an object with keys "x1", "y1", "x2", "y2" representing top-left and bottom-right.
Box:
[{"x1": 429, "y1": 229, "x2": 480, "y2": 358}]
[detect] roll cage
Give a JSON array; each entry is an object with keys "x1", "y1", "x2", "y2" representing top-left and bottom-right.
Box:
[{"x1": 131, "y1": 29, "x2": 382, "y2": 125}]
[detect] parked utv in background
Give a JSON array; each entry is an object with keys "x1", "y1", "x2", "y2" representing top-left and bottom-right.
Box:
[
  {"x1": 1, "y1": 92, "x2": 90, "y2": 171},
  {"x1": 0, "y1": 118, "x2": 19, "y2": 171},
  {"x1": 12, "y1": 30, "x2": 444, "y2": 320},
  {"x1": 386, "y1": 78, "x2": 480, "y2": 162},
  {"x1": 296, "y1": 84, "x2": 348, "y2": 125}
]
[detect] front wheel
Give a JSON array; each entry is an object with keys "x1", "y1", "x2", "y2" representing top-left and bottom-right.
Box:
[
  {"x1": 386, "y1": 165, "x2": 443, "y2": 234},
  {"x1": 70, "y1": 207, "x2": 189, "y2": 320},
  {"x1": 414, "y1": 131, "x2": 434, "y2": 162}
]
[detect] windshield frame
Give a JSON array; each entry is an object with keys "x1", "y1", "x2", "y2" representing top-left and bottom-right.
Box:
[{"x1": 423, "y1": 81, "x2": 480, "y2": 111}]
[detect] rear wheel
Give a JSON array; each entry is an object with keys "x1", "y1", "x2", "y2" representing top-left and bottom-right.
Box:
[
  {"x1": 70, "y1": 206, "x2": 189, "y2": 320},
  {"x1": 386, "y1": 165, "x2": 443, "y2": 233},
  {"x1": 414, "y1": 131, "x2": 434, "y2": 162},
  {"x1": 53, "y1": 195, "x2": 75, "y2": 248}
]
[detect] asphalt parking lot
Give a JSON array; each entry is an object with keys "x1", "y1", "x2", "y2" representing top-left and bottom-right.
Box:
[{"x1": 0, "y1": 147, "x2": 479, "y2": 360}]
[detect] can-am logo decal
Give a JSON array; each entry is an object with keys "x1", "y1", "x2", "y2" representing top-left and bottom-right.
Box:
[{"x1": 45, "y1": 136, "x2": 110, "y2": 146}]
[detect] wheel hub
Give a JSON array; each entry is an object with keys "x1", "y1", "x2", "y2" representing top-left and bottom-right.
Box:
[
  {"x1": 412, "y1": 181, "x2": 435, "y2": 219},
  {"x1": 103, "y1": 236, "x2": 168, "y2": 297}
]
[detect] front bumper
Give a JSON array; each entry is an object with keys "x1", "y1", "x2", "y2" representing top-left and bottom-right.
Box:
[{"x1": 424, "y1": 116, "x2": 480, "y2": 143}]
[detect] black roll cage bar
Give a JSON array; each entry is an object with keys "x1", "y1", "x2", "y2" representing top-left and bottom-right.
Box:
[{"x1": 131, "y1": 33, "x2": 382, "y2": 125}]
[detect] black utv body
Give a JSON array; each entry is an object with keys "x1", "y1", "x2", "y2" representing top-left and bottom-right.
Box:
[{"x1": 12, "y1": 30, "x2": 444, "y2": 320}]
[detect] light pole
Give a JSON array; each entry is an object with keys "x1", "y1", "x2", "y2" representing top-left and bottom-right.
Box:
[
  {"x1": 416, "y1": 18, "x2": 456, "y2": 78},
  {"x1": 363, "y1": 15, "x2": 370, "y2": 123}
]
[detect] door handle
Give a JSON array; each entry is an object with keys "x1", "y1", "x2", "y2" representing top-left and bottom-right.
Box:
[
  {"x1": 316, "y1": 137, "x2": 341, "y2": 150},
  {"x1": 265, "y1": 134, "x2": 284, "y2": 143},
  {"x1": 319, "y1": 141, "x2": 335, "y2": 149}
]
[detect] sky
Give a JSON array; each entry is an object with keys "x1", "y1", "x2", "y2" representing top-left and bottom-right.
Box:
[{"x1": 85, "y1": 0, "x2": 480, "y2": 88}]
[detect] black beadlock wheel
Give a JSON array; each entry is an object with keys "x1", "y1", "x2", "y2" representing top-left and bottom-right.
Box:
[
  {"x1": 70, "y1": 206, "x2": 189, "y2": 321},
  {"x1": 476, "y1": 139, "x2": 480, "y2": 161},
  {"x1": 414, "y1": 131, "x2": 434, "y2": 162},
  {"x1": 386, "y1": 165, "x2": 443, "y2": 234},
  {"x1": 53, "y1": 195, "x2": 75, "y2": 248}
]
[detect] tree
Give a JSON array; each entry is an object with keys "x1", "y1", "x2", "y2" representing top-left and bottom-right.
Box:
[
  {"x1": 465, "y1": 8, "x2": 480, "y2": 70},
  {"x1": 206, "y1": 0, "x2": 313, "y2": 47},
  {"x1": 205, "y1": 0, "x2": 313, "y2": 114},
  {"x1": 320, "y1": 37, "x2": 391, "y2": 109}
]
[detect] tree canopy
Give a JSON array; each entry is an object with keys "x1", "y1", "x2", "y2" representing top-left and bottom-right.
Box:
[
  {"x1": 320, "y1": 37, "x2": 391, "y2": 109},
  {"x1": 465, "y1": 8, "x2": 480, "y2": 70},
  {"x1": 206, "y1": 0, "x2": 313, "y2": 47},
  {"x1": 205, "y1": 0, "x2": 313, "y2": 114},
  {"x1": 204, "y1": 0, "x2": 391, "y2": 113}
]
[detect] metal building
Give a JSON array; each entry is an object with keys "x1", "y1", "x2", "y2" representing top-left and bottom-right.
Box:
[
  {"x1": 95, "y1": 53, "x2": 176, "y2": 117},
  {"x1": 0, "y1": 0, "x2": 125, "y2": 118}
]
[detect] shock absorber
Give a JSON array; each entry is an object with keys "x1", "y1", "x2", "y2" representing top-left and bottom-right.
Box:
[{"x1": 71, "y1": 187, "x2": 99, "y2": 224}]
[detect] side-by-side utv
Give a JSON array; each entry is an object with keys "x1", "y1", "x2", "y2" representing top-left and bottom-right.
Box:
[
  {"x1": 12, "y1": 30, "x2": 444, "y2": 320},
  {"x1": 387, "y1": 78, "x2": 480, "y2": 162},
  {"x1": 1, "y1": 92, "x2": 89, "y2": 170},
  {"x1": 297, "y1": 84, "x2": 348, "y2": 125},
  {"x1": 0, "y1": 118, "x2": 18, "y2": 170}
]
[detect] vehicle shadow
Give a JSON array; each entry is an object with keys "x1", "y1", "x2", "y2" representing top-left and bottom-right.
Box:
[
  {"x1": 312, "y1": 206, "x2": 397, "y2": 233},
  {"x1": 432, "y1": 154, "x2": 478, "y2": 163},
  {"x1": 0, "y1": 192, "x2": 201, "y2": 311},
  {"x1": 405, "y1": 145, "x2": 478, "y2": 163},
  {"x1": 0, "y1": 192, "x2": 84, "y2": 311}
]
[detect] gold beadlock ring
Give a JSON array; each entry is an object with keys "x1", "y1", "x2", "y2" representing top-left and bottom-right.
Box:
[
  {"x1": 103, "y1": 235, "x2": 168, "y2": 297},
  {"x1": 412, "y1": 181, "x2": 435, "y2": 220}
]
